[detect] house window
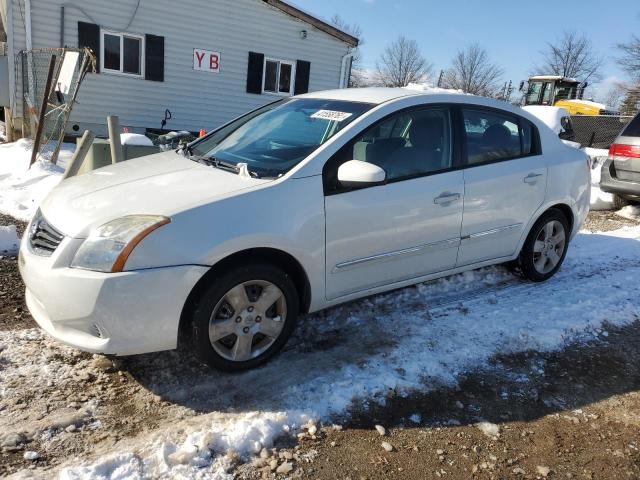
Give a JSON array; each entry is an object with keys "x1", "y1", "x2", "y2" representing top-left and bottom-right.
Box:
[
  {"x1": 101, "y1": 30, "x2": 144, "y2": 77},
  {"x1": 262, "y1": 59, "x2": 295, "y2": 95}
]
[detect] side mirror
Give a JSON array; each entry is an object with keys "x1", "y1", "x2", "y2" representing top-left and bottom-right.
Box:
[{"x1": 337, "y1": 160, "x2": 386, "y2": 187}]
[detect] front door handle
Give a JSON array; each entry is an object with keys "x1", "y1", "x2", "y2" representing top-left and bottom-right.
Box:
[
  {"x1": 434, "y1": 192, "x2": 461, "y2": 205},
  {"x1": 524, "y1": 173, "x2": 543, "y2": 184}
]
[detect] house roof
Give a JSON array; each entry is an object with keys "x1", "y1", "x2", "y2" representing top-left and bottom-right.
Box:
[{"x1": 262, "y1": 0, "x2": 359, "y2": 47}]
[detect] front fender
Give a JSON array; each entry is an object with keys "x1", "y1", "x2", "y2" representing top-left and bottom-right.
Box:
[{"x1": 123, "y1": 176, "x2": 326, "y2": 303}]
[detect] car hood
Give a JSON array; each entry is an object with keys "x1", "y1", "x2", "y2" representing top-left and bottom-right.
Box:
[{"x1": 40, "y1": 151, "x2": 270, "y2": 237}]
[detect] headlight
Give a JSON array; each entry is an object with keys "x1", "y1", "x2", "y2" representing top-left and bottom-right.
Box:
[{"x1": 71, "y1": 215, "x2": 170, "y2": 272}]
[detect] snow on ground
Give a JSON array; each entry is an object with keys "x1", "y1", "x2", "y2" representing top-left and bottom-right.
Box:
[
  {"x1": 0, "y1": 140, "x2": 75, "y2": 222},
  {"x1": 617, "y1": 205, "x2": 640, "y2": 221},
  {"x1": 584, "y1": 147, "x2": 614, "y2": 210},
  {"x1": 3, "y1": 225, "x2": 639, "y2": 479},
  {"x1": 0, "y1": 224, "x2": 20, "y2": 255}
]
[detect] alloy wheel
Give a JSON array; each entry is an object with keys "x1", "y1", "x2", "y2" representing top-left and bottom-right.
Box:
[
  {"x1": 208, "y1": 280, "x2": 287, "y2": 362},
  {"x1": 532, "y1": 220, "x2": 566, "y2": 274}
]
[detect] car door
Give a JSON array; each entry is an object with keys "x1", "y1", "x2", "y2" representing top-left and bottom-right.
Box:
[
  {"x1": 457, "y1": 107, "x2": 546, "y2": 266},
  {"x1": 323, "y1": 106, "x2": 464, "y2": 300}
]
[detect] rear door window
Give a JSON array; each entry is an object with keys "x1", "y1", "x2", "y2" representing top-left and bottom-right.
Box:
[
  {"x1": 621, "y1": 114, "x2": 640, "y2": 137},
  {"x1": 462, "y1": 108, "x2": 538, "y2": 165}
]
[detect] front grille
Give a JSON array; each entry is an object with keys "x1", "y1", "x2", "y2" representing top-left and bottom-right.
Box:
[{"x1": 29, "y1": 212, "x2": 64, "y2": 256}]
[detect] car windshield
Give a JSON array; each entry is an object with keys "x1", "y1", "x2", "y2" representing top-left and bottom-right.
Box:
[{"x1": 190, "y1": 98, "x2": 374, "y2": 178}]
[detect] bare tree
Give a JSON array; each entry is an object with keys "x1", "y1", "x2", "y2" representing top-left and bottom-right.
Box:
[
  {"x1": 597, "y1": 83, "x2": 627, "y2": 110},
  {"x1": 442, "y1": 44, "x2": 504, "y2": 96},
  {"x1": 534, "y1": 31, "x2": 603, "y2": 83},
  {"x1": 331, "y1": 15, "x2": 368, "y2": 87},
  {"x1": 374, "y1": 36, "x2": 432, "y2": 87},
  {"x1": 617, "y1": 35, "x2": 640, "y2": 81}
]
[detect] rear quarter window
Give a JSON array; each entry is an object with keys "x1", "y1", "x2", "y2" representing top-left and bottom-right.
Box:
[{"x1": 621, "y1": 114, "x2": 640, "y2": 137}]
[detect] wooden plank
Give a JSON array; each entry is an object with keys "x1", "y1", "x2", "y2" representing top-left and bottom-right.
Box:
[{"x1": 62, "y1": 130, "x2": 95, "y2": 179}]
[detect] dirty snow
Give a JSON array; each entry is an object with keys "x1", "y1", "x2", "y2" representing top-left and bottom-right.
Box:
[
  {"x1": 585, "y1": 147, "x2": 614, "y2": 210},
  {"x1": 2, "y1": 224, "x2": 639, "y2": 479},
  {"x1": 0, "y1": 224, "x2": 20, "y2": 255},
  {"x1": 0, "y1": 140, "x2": 75, "y2": 222},
  {"x1": 617, "y1": 205, "x2": 640, "y2": 220}
]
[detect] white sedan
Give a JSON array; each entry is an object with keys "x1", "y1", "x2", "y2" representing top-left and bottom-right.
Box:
[{"x1": 19, "y1": 88, "x2": 590, "y2": 370}]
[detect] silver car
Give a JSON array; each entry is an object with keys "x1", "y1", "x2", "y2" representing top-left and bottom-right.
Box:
[{"x1": 601, "y1": 113, "x2": 640, "y2": 208}]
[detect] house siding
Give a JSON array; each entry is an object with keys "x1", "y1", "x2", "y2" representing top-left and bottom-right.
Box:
[{"x1": 8, "y1": 0, "x2": 351, "y2": 134}]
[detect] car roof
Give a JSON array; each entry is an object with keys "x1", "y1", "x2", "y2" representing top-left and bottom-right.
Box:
[
  {"x1": 296, "y1": 87, "x2": 550, "y2": 128},
  {"x1": 298, "y1": 87, "x2": 421, "y2": 104}
]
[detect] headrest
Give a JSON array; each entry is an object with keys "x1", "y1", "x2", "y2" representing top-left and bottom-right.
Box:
[
  {"x1": 483, "y1": 124, "x2": 512, "y2": 145},
  {"x1": 409, "y1": 117, "x2": 443, "y2": 149}
]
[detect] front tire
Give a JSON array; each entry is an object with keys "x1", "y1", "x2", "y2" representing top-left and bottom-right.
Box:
[
  {"x1": 190, "y1": 264, "x2": 299, "y2": 371},
  {"x1": 518, "y1": 210, "x2": 569, "y2": 282}
]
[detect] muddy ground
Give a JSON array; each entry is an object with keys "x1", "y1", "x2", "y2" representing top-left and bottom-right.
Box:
[{"x1": 1, "y1": 211, "x2": 639, "y2": 479}]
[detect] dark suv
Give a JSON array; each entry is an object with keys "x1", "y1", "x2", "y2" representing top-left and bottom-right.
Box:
[{"x1": 601, "y1": 113, "x2": 640, "y2": 208}]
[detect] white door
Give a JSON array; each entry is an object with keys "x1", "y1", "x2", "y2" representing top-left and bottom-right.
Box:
[
  {"x1": 323, "y1": 107, "x2": 464, "y2": 300},
  {"x1": 457, "y1": 107, "x2": 547, "y2": 266}
]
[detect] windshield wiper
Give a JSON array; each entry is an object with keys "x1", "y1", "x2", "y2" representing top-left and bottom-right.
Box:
[{"x1": 188, "y1": 153, "x2": 262, "y2": 177}]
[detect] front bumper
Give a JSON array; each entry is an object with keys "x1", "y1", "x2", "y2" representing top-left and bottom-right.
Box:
[
  {"x1": 19, "y1": 234, "x2": 208, "y2": 356},
  {"x1": 600, "y1": 159, "x2": 640, "y2": 199}
]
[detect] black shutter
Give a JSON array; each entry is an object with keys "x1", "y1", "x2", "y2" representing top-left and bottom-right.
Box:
[
  {"x1": 246, "y1": 52, "x2": 264, "y2": 94},
  {"x1": 145, "y1": 34, "x2": 164, "y2": 82},
  {"x1": 78, "y1": 22, "x2": 100, "y2": 72},
  {"x1": 294, "y1": 60, "x2": 311, "y2": 95}
]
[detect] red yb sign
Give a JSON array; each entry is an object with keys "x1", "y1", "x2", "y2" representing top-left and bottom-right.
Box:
[{"x1": 193, "y1": 48, "x2": 221, "y2": 73}]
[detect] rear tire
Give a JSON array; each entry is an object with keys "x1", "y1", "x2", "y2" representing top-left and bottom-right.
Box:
[
  {"x1": 613, "y1": 194, "x2": 630, "y2": 210},
  {"x1": 518, "y1": 209, "x2": 569, "y2": 282},
  {"x1": 190, "y1": 264, "x2": 299, "y2": 371}
]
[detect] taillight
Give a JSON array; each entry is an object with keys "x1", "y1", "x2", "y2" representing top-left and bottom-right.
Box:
[{"x1": 609, "y1": 144, "x2": 640, "y2": 159}]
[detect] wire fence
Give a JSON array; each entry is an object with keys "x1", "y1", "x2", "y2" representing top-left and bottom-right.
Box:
[
  {"x1": 570, "y1": 115, "x2": 634, "y2": 149},
  {"x1": 19, "y1": 48, "x2": 95, "y2": 163}
]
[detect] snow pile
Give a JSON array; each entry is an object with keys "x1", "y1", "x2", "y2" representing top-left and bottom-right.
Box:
[
  {"x1": 0, "y1": 224, "x2": 20, "y2": 255},
  {"x1": 585, "y1": 147, "x2": 614, "y2": 210},
  {"x1": 59, "y1": 412, "x2": 311, "y2": 480},
  {"x1": 404, "y1": 82, "x2": 465, "y2": 95},
  {"x1": 0, "y1": 139, "x2": 75, "y2": 221},
  {"x1": 33, "y1": 225, "x2": 640, "y2": 479},
  {"x1": 617, "y1": 205, "x2": 640, "y2": 221},
  {"x1": 522, "y1": 105, "x2": 570, "y2": 134},
  {"x1": 120, "y1": 133, "x2": 154, "y2": 147}
]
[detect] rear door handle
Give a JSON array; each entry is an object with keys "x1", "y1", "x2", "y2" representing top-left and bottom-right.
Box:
[
  {"x1": 434, "y1": 192, "x2": 461, "y2": 205},
  {"x1": 524, "y1": 173, "x2": 543, "y2": 184}
]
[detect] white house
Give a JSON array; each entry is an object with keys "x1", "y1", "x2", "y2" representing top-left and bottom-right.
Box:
[{"x1": 0, "y1": 0, "x2": 358, "y2": 136}]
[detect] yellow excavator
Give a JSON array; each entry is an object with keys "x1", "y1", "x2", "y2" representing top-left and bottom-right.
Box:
[{"x1": 521, "y1": 75, "x2": 618, "y2": 115}]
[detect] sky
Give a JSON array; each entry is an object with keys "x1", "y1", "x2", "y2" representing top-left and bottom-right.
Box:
[{"x1": 296, "y1": 0, "x2": 640, "y2": 101}]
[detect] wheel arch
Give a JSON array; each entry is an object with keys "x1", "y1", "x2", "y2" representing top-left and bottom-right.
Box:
[
  {"x1": 178, "y1": 247, "x2": 312, "y2": 343},
  {"x1": 515, "y1": 201, "x2": 576, "y2": 260},
  {"x1": 547, "y1": 203, "x2": 574, "y2": 233}
]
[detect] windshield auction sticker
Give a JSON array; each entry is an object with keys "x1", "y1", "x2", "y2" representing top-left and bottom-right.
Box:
[{"x1": 311, "y1": 110, "x2": 353, "y2": 122}]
